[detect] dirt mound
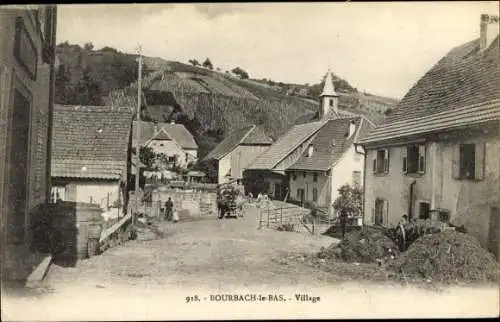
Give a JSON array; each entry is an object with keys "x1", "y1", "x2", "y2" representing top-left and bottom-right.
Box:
[
  {"x1": 318, "y1": 226, "x2": 399, "y2": 263},
  {"x1": 394, "y1": 230, "x2": 499, "y2": 283}
]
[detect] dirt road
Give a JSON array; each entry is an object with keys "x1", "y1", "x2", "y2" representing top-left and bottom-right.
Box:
[{"x1": 2, "y1": 205, "x2": 499, "y2": 320}]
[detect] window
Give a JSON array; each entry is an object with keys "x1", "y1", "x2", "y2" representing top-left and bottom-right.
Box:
[
  {"x1": 418, "y1": 202, "x2": 431, "y2": 220},
  {"x1": 303, "y1": 172, "x2": 306, "y2": 178},
  {"x1": 372, "y1": 149, "x2": 389, "y2": 174},
  {"x1": 452, "y1": 143, "x2": 485, "y2": 181},
  {"x1": 159, "y1": 143, "x2": 164, "y2": 147},
  {"x1": 50, "y1": 186, "x2": 66, "y2": 203},
  {"x1": 185, "y1": 153, "x2": 189, "y2": 161},
  {"x1": 373, "y1": 198, "x2": 388, "y2": 225},
  {"x1": 307, "y1": 144, "x2": 314, "y2": 157},
  {"x1": 312, "y1": 188, "x2": 318, "y2": 202},
  {"x1": 403, "y1": 144, "x2": 426, "y2": 174},
  {"x1": 168, "y1": 156, "x2": 176, "y2": 162},
  {"x1": 352, "y1": 171, "x2": 361, "y2": 187},
  {"x1": 292, "y1": 173, "x2": 297, "y2": 181},
  {"x1": 329, "y1": 98, "x2": 334, "y2": 107},
  {"x1": 313, "y1": 173, "x2": 318, "y2": 182}
]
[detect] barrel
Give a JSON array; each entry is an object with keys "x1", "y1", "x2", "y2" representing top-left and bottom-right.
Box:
[{"x1": 48, "y1": 202, "x2": 103, "y2": 261}]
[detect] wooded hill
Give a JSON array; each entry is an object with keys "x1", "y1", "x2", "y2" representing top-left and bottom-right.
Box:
[{"x1": 54, "y1": 42, "x2": 398, "y2": 159}]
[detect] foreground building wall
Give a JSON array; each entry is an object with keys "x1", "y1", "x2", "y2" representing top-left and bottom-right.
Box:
[{"x1": 0, "y1": 5, "x2": 57, "y2": 279}]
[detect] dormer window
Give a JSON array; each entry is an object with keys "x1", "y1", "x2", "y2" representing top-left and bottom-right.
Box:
[
  {"x1": 307, "y1": 144, "x2": 314, "y2": 157},
  {"x1": 347, "y1": 120, "x2": 356, "y2": 139}
]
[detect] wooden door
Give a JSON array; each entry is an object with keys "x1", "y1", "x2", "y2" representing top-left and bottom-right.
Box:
[
  {"x1": 488, "y1": 207, "x2": 500, "y2": 261},
  {"x1": 7, "y1": 89, "x2": 31, "y2": 244}
]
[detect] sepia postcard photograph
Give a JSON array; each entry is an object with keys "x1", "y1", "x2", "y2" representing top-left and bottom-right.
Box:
[{"x1": 1, "y1": 2, "x2": 499, "y2": 320}]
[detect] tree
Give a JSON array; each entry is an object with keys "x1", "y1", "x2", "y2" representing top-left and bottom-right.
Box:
[
  {"x1": 202, "y1": 58, "x2": 213, "y2": 70},
  {"x1": 139, "y1": 146, "x2": 156, "y2": 170},
  {"x1": 84, "y1": 42, "x2": 94, "y2": 51},
  {"x1": 54, "y1": 64, "x2": 75, "y2": 104},
  {"x1": 74, "y1": 66, "x2": 101, "y2": 105},
  {"x1": 231, "y1": 66, "x2": 249, "y2": 79},
  {"x1": 188, "y1": 59, "x2": 200, "y2": 66},
  {"x1": 332, "y1": 184, "x2": 363, "y2": 218}
]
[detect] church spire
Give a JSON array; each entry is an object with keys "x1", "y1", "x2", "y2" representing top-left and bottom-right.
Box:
[{"x1": 319, "y1": 68, "x2": 339, "y2": 119}]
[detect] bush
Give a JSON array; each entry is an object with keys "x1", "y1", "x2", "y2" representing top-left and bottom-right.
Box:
[{"x1": 276, "y1": 223, "x2": 295, "y2": 232}]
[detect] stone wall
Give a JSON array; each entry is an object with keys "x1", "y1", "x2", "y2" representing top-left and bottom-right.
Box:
[{"x1": 152, "y1": 187, "x2": 217, "y2": 217}]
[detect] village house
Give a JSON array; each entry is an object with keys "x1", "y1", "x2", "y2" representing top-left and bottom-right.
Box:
[
  {"x1": 1, "y1": 5, "x2": 58, "y2": 281},
  {"x1": 133, "y1": 120, "x2": 198, "y2": 170},
  {"x1": 51, "y1": 104, "x2": 133, "y2": 212},
  {"x1": 287, "y1": 115, "x2": 373, "y2": 214},
  {"x1": 204, "y1": 124, "x2": 273, "y2": 184},
  {"x1": 357, "y1": 14, "x2": 500, "y2": 258},
  {"x1": 245, "y1": 69, "x2": 373, "y2": 204}
]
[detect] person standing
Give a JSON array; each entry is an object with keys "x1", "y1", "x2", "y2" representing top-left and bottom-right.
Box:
[
  {"x1": 165, "y1": 197, "x2": 174, "y2": 221},
  {"x1": 339, "y1": 208, "x2": 348, "y2": 239}
]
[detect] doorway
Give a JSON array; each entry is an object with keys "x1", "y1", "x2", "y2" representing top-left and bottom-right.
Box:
[{"x1": 7, "y1": 89, "x2": 31, "y2": 244}]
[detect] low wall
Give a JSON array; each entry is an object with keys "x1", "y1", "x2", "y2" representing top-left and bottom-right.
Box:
[{"x1": 152, "y1": 187, "x2": 217, "y2": 217}]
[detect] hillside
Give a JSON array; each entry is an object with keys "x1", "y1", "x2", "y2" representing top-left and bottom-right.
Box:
[{"x1": 54, "y1": 43, "x2": 398, "y2": 158}]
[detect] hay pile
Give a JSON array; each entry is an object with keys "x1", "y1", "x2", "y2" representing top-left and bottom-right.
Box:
[
  {"x1": 332, "y1": 226, "x2": 399, "y2": 263},
  {"x1": 394, "y1": 230, "x2": 498, "y2": 283}
]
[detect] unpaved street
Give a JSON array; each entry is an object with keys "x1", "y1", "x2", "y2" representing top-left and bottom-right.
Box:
[{"x1": 3, "y1": 205, "x2": 499, "y2": 320}]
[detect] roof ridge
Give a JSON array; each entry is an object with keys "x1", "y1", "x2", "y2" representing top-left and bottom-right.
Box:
[{"x1": 238, "y1": 125, "x2": 256, "y2": 144}]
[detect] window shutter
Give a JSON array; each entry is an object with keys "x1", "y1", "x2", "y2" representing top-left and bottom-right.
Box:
[
  {"x1": 452, "y1": 145, "x2": 460, "y2": 179},
  {"x1": 371, "y1": 207, "x2": 375, "y2": 224},
  {"x1": 402, "y1": 147, "x2": 408, "y2": 174},
  {"x1": 372, "y1": 154, "x2": 377, "y2": 173},
  {"x1": 418, "y1": 144, "x2": 426, "y2": 173},
  {"x1": 384, "y1": 200, "x2": 389, "y2": 225},
  {"x1": 475, "y1": 142, "x2": 485, "y2": 181},
  {"x1": 384, "y1": 149, "x2": 390, "y2": 173}
]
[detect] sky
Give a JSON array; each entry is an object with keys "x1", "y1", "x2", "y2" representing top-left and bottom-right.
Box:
[{"x1": 56, "y1": 2, "x2": 499, "y2": 99}]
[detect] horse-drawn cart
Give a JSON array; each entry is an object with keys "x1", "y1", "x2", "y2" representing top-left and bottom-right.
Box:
[{"x1": 217, "y1": 184, "x2": 244, "y2": 219}]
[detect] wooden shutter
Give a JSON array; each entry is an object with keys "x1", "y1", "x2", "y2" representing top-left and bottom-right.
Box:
[
  {"x1": 384, "y1": 200, "x2": 389, "y2": 225},
  {"x1": 371, "y1": 207, "x2": 375, "y2": 224},
  {"x1": 452, "y1": 145, "x2": 461, "y2": 179},
  {"x1": 372, "y1": 153, "x2": 377, "y2": 173},
  {"x1": 402, "y1": 147, "x2": 408, "y2": 174},
  {"x1": 384, "y1": 149, "x2": 390, "y2": 173},
  {"x1": 418, "y1": 144, "x2": 426, "y2": 173},
  {"x1": 475, "y1": 142, "x2": 485, "y2": 181}
]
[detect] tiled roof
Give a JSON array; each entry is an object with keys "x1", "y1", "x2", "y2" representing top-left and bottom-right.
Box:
[
  {"x1": 358, "y1": 99, "x2": 500, "y2": 145},
  {"x1": 133, "y1": 121, "x2": 198, "y2": 149},
  {"x1": 385, "y1": 36, "x2": 500, "y2": 124},
  {"x1": 289, "y1": 116, "x2": 373, "y2": 171},
  {"x1": 247, "y1": 121, "x2": 325, "y2": 170},
  {"x1": 51, "y1": 105, "x2": 133, "y2": 179},
  {"x1": 204, "y1": 125, "x2": 273, "y2": 161}
]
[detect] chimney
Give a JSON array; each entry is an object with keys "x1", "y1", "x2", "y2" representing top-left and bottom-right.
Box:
[{"x1": 480, "y1": 14, "x2": 500, "y2": 52}]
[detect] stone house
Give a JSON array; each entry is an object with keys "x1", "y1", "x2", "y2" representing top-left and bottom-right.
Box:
[
  {"x1": 133, "y1": 120, "x2": 198, "y2": 170},
  {"x1": 358, "y1": 14, "x2": 500, "y2": 258},
  {"x1": 0, "y1": 5, "x2": 58, "y2": 280},
  {"x1": 51, "y1": 104, "x2": 133, "y2": 211},
  {"x1": 204, "y1": 124, "x2": 273, "y2": 184}
]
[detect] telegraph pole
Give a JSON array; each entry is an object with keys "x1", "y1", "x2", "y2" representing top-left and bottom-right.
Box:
[{"x1": 134, "y1": 45, "x2": 143, "y2": 226}]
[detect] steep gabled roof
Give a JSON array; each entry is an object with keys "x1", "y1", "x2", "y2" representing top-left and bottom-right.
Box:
[
  {"x1": 51, "y1": 104, "x2": 133, "y2": 179},
  {"x1": 133, "y1": 121, "x2": 198, "y2": 150},
  {"x1": 204, "y1": 125, "x2": 273, "y2": 161},
  {"x1": 385, "y1": 36, "x2": 500, "y2": 124},
  {"x1": 288, "y1": 116, "x2": 373, "y2": 171},
  {"x1": 247, "y1": 121, "x2": 325, "y2": 170}
]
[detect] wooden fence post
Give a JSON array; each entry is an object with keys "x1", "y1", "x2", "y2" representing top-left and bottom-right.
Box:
[
  {"x1": 267, "y1": 202, "x2": 270, "y2": 228},
  {"x1": 280, "y1": 207, "x2": 283, "y2": 225}
]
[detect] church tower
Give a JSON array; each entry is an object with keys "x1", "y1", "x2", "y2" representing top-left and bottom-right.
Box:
[{"x1": 319, "y1": 69, "x2": 339, "y2": 119}]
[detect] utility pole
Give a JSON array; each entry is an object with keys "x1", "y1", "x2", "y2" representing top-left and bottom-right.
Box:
[{"x1": 134, "y1": 45, "x2": 143, "y2": 226}]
